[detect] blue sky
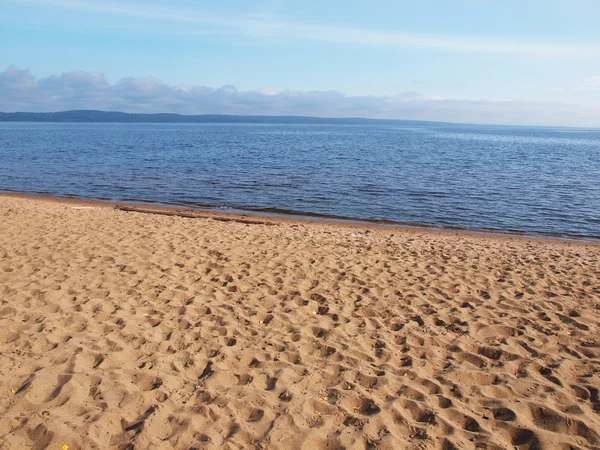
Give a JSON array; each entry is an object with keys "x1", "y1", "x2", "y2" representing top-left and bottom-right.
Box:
[{"x1": 1, "y1": 0, "x2": 600, "y2": 126}]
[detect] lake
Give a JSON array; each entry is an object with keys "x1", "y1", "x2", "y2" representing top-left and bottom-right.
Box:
[{"x1": 1, "y1": 122, "x2": 599, "y2": 238}]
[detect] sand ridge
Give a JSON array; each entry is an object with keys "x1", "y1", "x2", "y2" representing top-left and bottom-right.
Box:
[{"x1": 0, "y1": 195, "x2": 599, "y2": 449}]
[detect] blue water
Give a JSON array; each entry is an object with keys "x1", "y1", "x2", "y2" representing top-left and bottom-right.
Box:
[{"x1": 1, "y1": 122, "x2": 599, "y2": 238}]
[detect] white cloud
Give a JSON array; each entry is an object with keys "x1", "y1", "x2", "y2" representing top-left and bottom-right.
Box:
[
  {"x1": 6, "y1": 0, "x2": 599, "y2": 58},
  {"x1": 582, "y1": 76, "x2": 600, "y2": 89},
  {"x1": 2, "y1": 66, "x2": 600, "y2": 127},
  {"x1": 258, "y1": 88, "x2": 281, "y2": 96}
]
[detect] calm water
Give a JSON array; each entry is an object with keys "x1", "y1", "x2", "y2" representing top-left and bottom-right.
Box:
[{"x1": 1, "y1": 122, "x2": 599, "y2": 238}]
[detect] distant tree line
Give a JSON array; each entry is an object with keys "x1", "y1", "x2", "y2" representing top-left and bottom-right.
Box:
[{"x1": 0, "y1": 110, "x2": 444, "y2": 126}]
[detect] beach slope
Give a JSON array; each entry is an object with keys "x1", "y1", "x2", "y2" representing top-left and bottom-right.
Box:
[{"x1": 1, "y1": 195, "x2": 599, "y2": 449}]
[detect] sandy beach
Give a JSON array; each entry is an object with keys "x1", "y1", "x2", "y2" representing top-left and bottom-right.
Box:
[{"x1": 1, "y1": 194, "x2": 599, "y2": 449}]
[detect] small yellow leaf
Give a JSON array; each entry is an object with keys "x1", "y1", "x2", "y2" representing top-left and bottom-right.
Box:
[{"x1": 62, "y1": 445, "x2": 69, "y2": 450}]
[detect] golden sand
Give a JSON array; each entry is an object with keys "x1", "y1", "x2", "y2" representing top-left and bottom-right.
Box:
[{"x1": 1, "y1": 195, "x2": 599, "y2": 449}]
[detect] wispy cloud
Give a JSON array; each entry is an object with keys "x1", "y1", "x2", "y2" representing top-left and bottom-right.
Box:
[
  {"x1": 2, "y1": 66, "x2": 600, "y2": 127},
  {"x1": 5, "y1": 0, "x2": 599, "y2": 58},
  {"x1": 6, "y1": 0, "x2": 254, "y2": 29}
]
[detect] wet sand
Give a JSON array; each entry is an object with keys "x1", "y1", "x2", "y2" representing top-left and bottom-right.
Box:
[{"x1": 1, "y1": 194, "x2": 599, "y2": 449}]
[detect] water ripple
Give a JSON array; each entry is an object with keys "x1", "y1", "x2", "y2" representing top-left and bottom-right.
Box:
[{"x1": 1, "y1": 122, "x2": 599, "y2": 238}]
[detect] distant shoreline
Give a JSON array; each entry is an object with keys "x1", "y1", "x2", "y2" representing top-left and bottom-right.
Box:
[
  {"x1": 1, "y1": 110, "x2": 599, "y2": 130},
  {"x1": 0, "y1": 110, "x2": 442, "y2": 126}
]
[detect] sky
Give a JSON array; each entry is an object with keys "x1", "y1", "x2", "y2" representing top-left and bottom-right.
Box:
[{"x1": 1, "y1": 0, "x2": 600, "y2": 126}]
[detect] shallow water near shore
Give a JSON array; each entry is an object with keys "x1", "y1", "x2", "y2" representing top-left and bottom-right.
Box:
[{"x1": 1, "y1": 121, "x2": 599, "y2": 237}]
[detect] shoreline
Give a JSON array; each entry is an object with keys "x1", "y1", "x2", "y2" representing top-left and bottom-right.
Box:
[{"x1": 1, "y1": 191, "x2": 598, "y2": 245}]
